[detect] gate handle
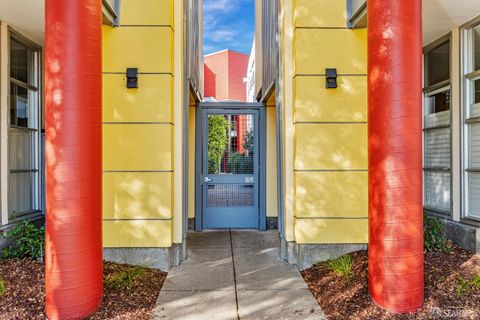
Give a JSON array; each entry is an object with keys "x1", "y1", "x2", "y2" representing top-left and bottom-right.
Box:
[{"x1": 204, "y1": 177, "x2": 212, "y2": 183}]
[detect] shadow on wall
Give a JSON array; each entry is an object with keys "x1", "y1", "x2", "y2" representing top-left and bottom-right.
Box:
[
  {"x1": 103, "y1": 172, "x2": 172, "y2": 220},
  {"x1": 103, "y1": 74, "x2": 173, "y2": 123},
  {"x1": 294, "y1": 77, "x2": 367, "y2": 122},
  {"x1": 294, "y1": 124, "x2": 368, "y2": 170}
]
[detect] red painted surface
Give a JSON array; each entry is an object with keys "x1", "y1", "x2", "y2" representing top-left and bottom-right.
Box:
[
  {"x1": 368, "y1": 0, "x2": 424, "y2": 313},
  {"x1": 45, "y1": 0, "x2": 103, "y2": 318},
  {"x1": 204, "y1": 64, "x2": 216, "y2": 98},
  {"x1": 237, "y1": 115, "x2": 247, "y2": 153},
  {"x1": 204, "y1": 50, "x2": 249, "y2": 101}
]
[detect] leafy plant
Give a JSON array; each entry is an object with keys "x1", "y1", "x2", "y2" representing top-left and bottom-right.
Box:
[
  {"x1": 424, "y1": 214, "x2": 450, "y2": 252},
  {"x1": 228, "y1": 152, "x2": 253, "y2": 174},
  {"x1": 456, "y1": 274, "x2": 480, "y2": 296},
  {"x1": 324, "y1": 255, "x2": 353, "y2": 279},
  {"x1": 0, "y1": 277, "x2": 5, "y2": 297},
  {"x1": 456, "y1": 277, "x2": 471, "y2": 296},
  {"x1": 104, "y1": 266, "x2": 146, "y2": 291},
  {"x1": 208, "y1": 115, "x2": 229, "y2": 174},
  {"x1": 1, "y1": 220, "x2": 45, "y2": 259},
  {"x1": 242, "y1": 129, "x2": 254, "y2": 155}
]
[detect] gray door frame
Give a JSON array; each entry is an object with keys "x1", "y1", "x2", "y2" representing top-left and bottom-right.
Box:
[{"x1": 195, "y1": 102, "x2": 267, "y2": 231}]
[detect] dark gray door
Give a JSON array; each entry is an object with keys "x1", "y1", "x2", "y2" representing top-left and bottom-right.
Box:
[{"x1": 201, "y1": 109, "x2": 259, "y2": 229}]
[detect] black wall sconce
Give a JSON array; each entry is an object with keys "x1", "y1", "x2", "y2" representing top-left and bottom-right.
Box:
[
  {"x1": 325, "y1": 68, "x2": 338, "y2": 89},
  {"x1": 126, "y1": 68, "x2": 138, "y2": 88}
]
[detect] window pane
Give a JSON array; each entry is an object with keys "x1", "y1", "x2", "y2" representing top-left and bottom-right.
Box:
[
  {"x1": 425, "y1": 172, "x2": 450, "y2": 212},
  {"x1": 426, "y1": 90, "x2": 451, "y2": 114},
  {"x1": 10, "y1": 39, "x2": 28, "y2": 83},
  {"x1": 29, "y1": 51, "x2": 39, "y2": 88},
  {"x1": 10, "y1": 84, "x2": 29, "y2": 127},
  {"x1": 469, "y1": 123, "x2": 480, "y2": 168},
  {"x1": 8, "y1": 172, "x2": 34, "y2": 218},
  {"x1": 425, "y1": 128, "x2": 450, "y2": 168},
  {"x1": 475, "y1": 79, "x2": 480, "y2": 104},
  {"x1": 425, "y1": 89, "x2": 450, "y2": 128},
  {"x1": 208, "y1": 114, "x2": 255, "y2": 175},
  {"x1": 9, "y1": 129, "x2": 34, "y2": 170},
  {"x1": 467, "y1": 172, "x2": 480, "y2": 219},
  {"x1": 427, "y1": 41, "x2": 450, "y2": 86},
  {"x1": 473, "y1": 24, "x2": 480, "y2": 71}
]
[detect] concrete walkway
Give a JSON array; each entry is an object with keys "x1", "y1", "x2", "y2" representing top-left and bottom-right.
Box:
[{"x1": 154, "y1": 230, "x2": 325, "y2": 320}]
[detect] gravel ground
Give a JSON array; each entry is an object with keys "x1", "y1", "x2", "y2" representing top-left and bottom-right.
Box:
[
  {"x1": 301, "y1": 244, "x2": 480, "y2": 320},
  {"x1": 0, "y1": 260, "x2": 166, "y2": 320}
]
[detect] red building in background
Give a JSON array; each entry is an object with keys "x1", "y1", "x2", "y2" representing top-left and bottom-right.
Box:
[
  {"x1": 204, "y1": 49, "x2": 251, "y2": 165},
  {"x1": 204, "y1": 49, "x2": 249, "y2": 102}
]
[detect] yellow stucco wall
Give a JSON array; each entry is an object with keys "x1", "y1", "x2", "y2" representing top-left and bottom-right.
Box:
[
  {"x1": 266, "y1": 97, "x2": 278, "y2": 218},
  {"x1": 102, "y1": 0, "x2": 175, "y2": 248},
  {"x1": 188, "y1": 102, "x2": 196, "y2": 219},
  {"x1": 292, "y1": 0, "x2": 368, "y2": 244}
]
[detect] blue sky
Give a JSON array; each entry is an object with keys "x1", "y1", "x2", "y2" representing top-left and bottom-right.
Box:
[{"x1": 203, "y1": 0, "x2": 255, "y2": 55}]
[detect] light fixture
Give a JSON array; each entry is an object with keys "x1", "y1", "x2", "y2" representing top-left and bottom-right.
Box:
[
  {"x1": 126, "y1": 68, "x2": 138, "y2": 89},
  {"x1": 325, "y1": 68, "x2": 338, "y2": 89}
]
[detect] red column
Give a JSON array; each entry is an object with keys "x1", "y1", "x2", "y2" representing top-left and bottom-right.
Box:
[
  {"x1": 368, "y1": 0, "x2": 424, "y2": 313},
  {"x1": 45, "y1": 0, "x2": 103, "y2": 318}
]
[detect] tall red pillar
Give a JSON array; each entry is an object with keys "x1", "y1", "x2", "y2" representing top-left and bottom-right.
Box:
[
  {"x1": 45, "y1": 0, "x2": 103, "y2": 318},
  {"x1": 368, "y1": 0, "x2": 424, "y2": 313}
]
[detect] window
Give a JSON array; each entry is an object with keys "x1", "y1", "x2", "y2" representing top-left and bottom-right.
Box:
[
  {"x1": 423, "y1": 37, "x2": 451, "y2": 213},
  {"x1": 463, "y1": 21, "x2": 480, "y2": 220},
  {"x1": 8, "y1": 33, "x2": 41, "y2": 220}
]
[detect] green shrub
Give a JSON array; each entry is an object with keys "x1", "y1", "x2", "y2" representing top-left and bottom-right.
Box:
[
  {"x1": 1, "y1": 220, "x2": 45, "y2": 259},
  {"x1": 324, "y1": 255, "x2": 353, "y2": 279},
  {"x1": 104, "y1": 266, "x2": 146, "y2": 291},
  {"x1": 456, "y1": 274, "x2": 480, "y2": 296},
  {"x1": 208, "y1": 115, "x2": 229, "y2": 174},
  {"x1": 228, "y1": 152, "x2": 253, "y2": 174},
  {"x1": 0, "y1": 278, "x2": 5, "y2": 297},
  {"x1": 424, "y1": 214, "x2": 449, "y2": 252}
]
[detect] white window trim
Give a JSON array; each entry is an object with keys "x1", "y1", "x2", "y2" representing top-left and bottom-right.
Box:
[
  {"x1": 461, "y1": 17, "x2": 480, "y2": 224},
  {"x1": 0, "y1": 22, "x2": 9, "y2": 226},
  {"x1": 0, "y1": 24, "x2": 43, "y2": 226},
  {"x1": 422, "y1": 33, "x2": 453, "y2": 216},
  {"x1": 8, "y1": 29, "x2": 42, "y2": 222}
]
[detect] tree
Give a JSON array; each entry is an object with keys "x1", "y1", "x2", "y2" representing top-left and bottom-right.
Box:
[{"x1": 208, "y1": 115, "x2": 229, "y2": 174}]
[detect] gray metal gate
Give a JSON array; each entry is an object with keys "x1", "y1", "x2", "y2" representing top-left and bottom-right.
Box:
[{"x1": 195, "y1": 103, "x2": 266, "y2": 230}]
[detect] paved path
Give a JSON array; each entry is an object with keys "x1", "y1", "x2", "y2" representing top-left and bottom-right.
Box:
[{"x1": 154, "y1": 230, "x2": 325, "y2": 320}]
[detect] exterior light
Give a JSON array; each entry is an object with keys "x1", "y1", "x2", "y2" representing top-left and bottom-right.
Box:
[
  {"x1": 325, "y1": 68, "x2": 338, "y2": 89},
  {"x1": 126, "y1": 68, "x2": 138, "y2": 88}
]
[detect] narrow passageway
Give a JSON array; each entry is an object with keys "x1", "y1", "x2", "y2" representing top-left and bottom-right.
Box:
[{"x1": 154, "y1": 230, "x2": 324, "y2": 320}]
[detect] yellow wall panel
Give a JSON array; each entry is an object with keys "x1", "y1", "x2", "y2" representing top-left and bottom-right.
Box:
[
  {"x1": 294, "y1": 76, "x2": 367, "y2": 122},
  {"x1": 295, "y1": 171, "x2": 367, "y2": 218},
  {"x1": 103, "y1": 172, "x2": 172, "y2": 220},
  {"x1": 267, "y1": 107, "x2": 278, "y2": 217},
  {"x1": 294, "y1": 0, "x2": 347, "y2": 28},
  {"x1": 103, "y1": 74, "x2": 173, "y2": 123},
  {"x1": 295, "y1": 123, "x2": 367, "y2": 170},
  {"x1": 295, "y1": 218, "x2": 368, "y2": 244},
  {"x1": 121, "y1": 0, "x2": 173, "y2": 26},
  {"x1": 103, "y1": 26, "x2": 173, "y2": 73},
  {"x1": 103, "y1": 220, "x2": 172, "y2": 247},
  {"x1": 103, "y1": 124, "x2": 172, "y2": 171},
  {"x1": 294, "y1": 28, "x2": 366, "y2": 75},
  {"x1": 188, "y1": 106, "x2": 196, "y2": 218}
]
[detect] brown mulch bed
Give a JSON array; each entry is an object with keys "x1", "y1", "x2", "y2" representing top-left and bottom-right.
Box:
[
  {"x1": 301, "y1": 243, "x2": 480, "y2": 320},
  {"x1": 0, "y1": 260, "x2": 167, "y2": 320}
]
